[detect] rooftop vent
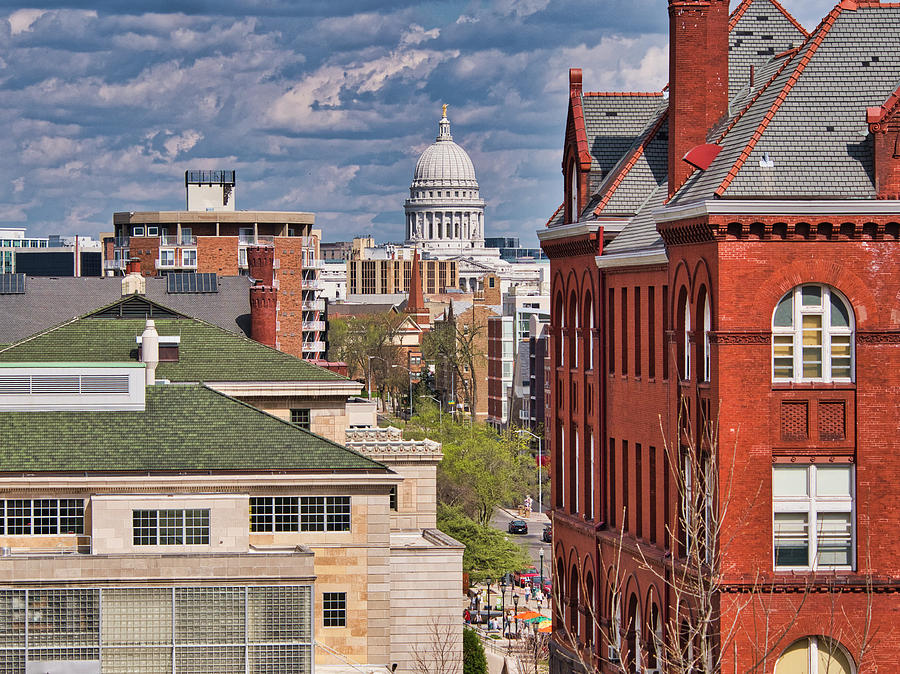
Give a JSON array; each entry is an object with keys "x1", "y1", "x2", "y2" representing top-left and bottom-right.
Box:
[
  {"x1": 167, "y1": 272, "x2": 218, "y2": 293},
  {"x1": 0, "y1": 364, "x2": 146, "y2": 411}
]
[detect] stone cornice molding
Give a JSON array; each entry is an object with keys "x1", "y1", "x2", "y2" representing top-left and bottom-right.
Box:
[
  {"x1": 655, "y1": 198, "x2": 900, "y2": 223},
  {"x1": 708, "y1": 331, "x2": 771, "y2": 344}
]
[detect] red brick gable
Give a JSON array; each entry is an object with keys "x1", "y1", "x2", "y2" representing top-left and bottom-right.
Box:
[{"x1": 868, "y1": 83, "x2": 900, "y2": 198}]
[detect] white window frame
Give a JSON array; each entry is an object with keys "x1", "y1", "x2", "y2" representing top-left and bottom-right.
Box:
[
  {"x1": 132, "y1": 226, "x2": 145, "y2": 237},
  {"x1": 702, "y1": 296, "x2": 711, "y2": 382},
  {"x1": 772, "y1": 464, "x2": 855, "y2": 572},
  {"x1": 159, "y1": 249, "x2": 175, "y2": 267},
  {"x1": 776, "y1": 636, "x2": 857, "y2": 674},
  {"x1": 683, "y1": 297, "x2": 691, "y2": 380},
  {"x1": 182, "y1": 248, "x2": 197, "y2": 268},
  {"x1": 772, "y1": 284, "x2": 854, "y2": 383}
]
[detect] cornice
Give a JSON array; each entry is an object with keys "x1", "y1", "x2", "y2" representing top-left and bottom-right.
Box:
[
  {"x1": 654, "y1": 199, "x2": 900, "y2": 224},
  {"x1": 537, "y1": 221, "x2": 603, "y2": 242},
  {"x1": 595, "y1": 249, "x2": 668, "y2": 269}
]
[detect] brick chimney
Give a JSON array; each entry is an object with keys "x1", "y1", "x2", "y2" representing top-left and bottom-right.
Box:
[
  {"x1": 406, "y1": 249, "x2": 429, "y2": 330},
  {"x1": 247, "y1": 245, "x2": 275, "y2": 286},
  {"x1": 250, "y1": 285, "x2": 278, "y2": 348},
  {"x1": 668, "y1": 0, "x2": 730, "y2": 197},
  {"x1": 868, "y1": 91, "x2": 900, "y2": 199}
]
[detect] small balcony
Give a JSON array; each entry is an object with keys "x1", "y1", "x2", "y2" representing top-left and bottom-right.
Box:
[
  {"x1": 301, "y1": 278, "x2": 323, "y2": 290},
  {"x1": 114, "y1": 236, "x2": 129, "y2": 248},
  {"x1": 238, "y1": 234, "x2": 275, "y2": 246},
  {"x1": 301, "y1": 299, "x2": 325, "y2": 311},
  {"x1": 155, "y1": 259, "x2": 176, "y2": 270},
  {"x1": 160, "y1": 234, "x2": 197, "y2": 246},
  {"x1": 104, "y1": 259, "x2": 127, "y2": 271},
  {"x1": 302, "y1": 341, "x2": 326, "y2": 353},
  {"x1": 302, "y1": 320, "x2": 326, "y2": 332}
]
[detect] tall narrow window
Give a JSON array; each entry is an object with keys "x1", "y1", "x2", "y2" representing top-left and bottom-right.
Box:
[
  {"x1": 621, "y1": 288, "x2": 628, "y2": 375},
  {"x1": 649, "y1": 446, "x2": 657, "y2": 544},
  {"x1": 648, "y1": 286, "x2": 656, "y2": 379},
  {"x1": 609, "y1": 438, "x2": 616, "y2": 530},
  {"x1": 677, "y1": 288, "x2": 690, "y2": 381},
  {"x1": 662, "y1": 285, "x2": 669, "y2": 380},
  {"x1": 681, "y1": 452, "x2": 692, "y2": 556},
  {"x1": 772, "y1": 284, "x2": 854, "y2": 382},
  {"x1": 608, "y1": 288, "x2": 616, "y2": 374},
  {"x1": 635, "y1": 443, "x2": 643, "y2": 539},
  {"x1": 569, "y1": 160, "x2": 579, "y2": 223},
  {"x1": 587, "y1": 431, "x2": 595, "y2": 521},
  {"x1": 702, "y1": 294, "x2": 711, "y2": 382},
  {"x1": 622, "y1": 440, "x2": 629, "y2": 532},
  {"x1": 572, "y1": 429, "x2": 580, "y2": 515},
  {"x1": 634, "y1": 287, "x2": 642, "y2": 378},
  {"x1": 586, "y1": 297, "x2": 595, "y2": 371}
]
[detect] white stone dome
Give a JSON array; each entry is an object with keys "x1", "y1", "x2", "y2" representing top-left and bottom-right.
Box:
[{"x1": 412, "y1": 112, "x2": 478, "y2": 187}]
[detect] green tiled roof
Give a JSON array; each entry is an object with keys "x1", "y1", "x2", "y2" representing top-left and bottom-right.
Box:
[
  {"x1": 0, "y1": 313, "x2": 345, "y2": 383},
  {"x1": 0, "y1": 385, "x2": 385, "y2": 473}
]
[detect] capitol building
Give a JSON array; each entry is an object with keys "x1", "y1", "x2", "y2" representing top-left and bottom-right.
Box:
[
  {"x1": 403, "y1": 105, "x2": 491, "y2": 257},
  {"x1": 333, "y1": 105, "x2": 547, "y2": 298}
]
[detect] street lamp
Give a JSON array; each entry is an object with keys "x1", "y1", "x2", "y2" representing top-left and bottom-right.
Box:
[
  {"x1": 539, "y1": 547, "x2": 545, "y2": 600},
  {"x1": 516, "y1": 428, "x2": 543, "y2": 520},
  {"x1": 391, "y1": 364, "x2": 413, "y2": 420},
  {"x1": 485, "y1": 577, "x2": 492, "y2": 625},
  {"x1": 513, "y1": 593, "x2": 520, "y2": 638},
  {"x1": 419, "y1": 394, "x2": 442, "y2": 431},
  {"x1": 367, "y1": 354, "x2": 375, "y2": 399},
  {"x1": 500, "y1": 577, "x2": 508, "y2": 635}
]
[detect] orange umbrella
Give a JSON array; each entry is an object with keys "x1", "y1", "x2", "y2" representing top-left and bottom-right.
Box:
[
  {"x1": 514, "y1": 610, "x2": 541, "y2": 620},
  {"x1": 538, "y1": 622, "x2": 552, "y2": 633}
]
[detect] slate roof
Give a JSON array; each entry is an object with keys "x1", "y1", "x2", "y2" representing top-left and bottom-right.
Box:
[
  {"x1": 673, "y1": 2, "x2": 900, "y2": 203},
  {"x1": 728, "y1": 0, "x2": 808, "y2": 100},
  {"x1": 0, "y1": 384, "x2": 384, "y2": 473},
  {"x1": 581, "y1": 93, "x2": 665, "y2": 194},
  {"x1": 0, "y1": 296, "x2": 345, "y2": 383},
  {"x1": 601, "y1": 182, "x2": 668, "y2": 256},
  {"x1": 0, "y1": 275, "x2": 251, "y2": 346}
]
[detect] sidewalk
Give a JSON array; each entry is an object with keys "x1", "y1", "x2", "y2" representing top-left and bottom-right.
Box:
[{"x1": 498, "y1": 505, "x2": 550, "y2": 526}]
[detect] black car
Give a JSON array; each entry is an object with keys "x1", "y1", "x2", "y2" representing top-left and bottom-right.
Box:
[
  {"x1": 542, "y1": 525, "x2": 552, "y2": 543},
  {"x1": 507, "y1": 519, "x2": 528, "y2": 534}
]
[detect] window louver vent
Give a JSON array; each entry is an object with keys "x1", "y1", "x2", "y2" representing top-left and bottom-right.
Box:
[
  {"x1": 0, "y1": 374, "x2": 129, "y2": 395},
  {"x1": 167, "y1": 272, "x2": 218, "y2": 293}
]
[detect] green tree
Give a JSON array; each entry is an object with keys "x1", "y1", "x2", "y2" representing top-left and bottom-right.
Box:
[
  {"x1": 438, "y1": 504, "x2": 531, "y2": 584},
  {"x1": 408, "y1": 407, "x2": 534, "y2": 526},
  {"x1": 462, "y1": 628, "x2": 488, "y2": 674}
]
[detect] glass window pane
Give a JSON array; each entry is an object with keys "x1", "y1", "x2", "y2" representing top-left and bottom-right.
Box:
[
  {"x1": 773, "y1": 467, "x2": 808, "y2": 496},
  {"x1": 802, "y1": 314, "x2": 822, "y2": 343},
  {"x1": 816, "y1": 466, "x2": 851, "y2": 497},
  {"x1": 816, "y1": 513, "x2": 851, "y2": 566},
  {"x1": 818, "y1": 639, "x2": 853, "y2": 674},
  {"x1": 830, "y1": 293, "x2": 850, "y2": 327},
  {"x1": 774, "y1": 513, "x2": 809, "y2": 567},
  {"x1": 801, "y1": 285, "x2": 821, "y2": 306},
  {"x1": 773, "y1": 294, "x2": 793, "y2": 327}
]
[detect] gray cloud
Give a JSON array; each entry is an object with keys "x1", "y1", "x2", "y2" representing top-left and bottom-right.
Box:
[{"x1": 0, "y1": 0, "x2": 836, "y2": 245}]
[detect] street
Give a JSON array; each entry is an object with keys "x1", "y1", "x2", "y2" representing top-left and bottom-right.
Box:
[{"x1": 491, "y1": 505, "x2": 550, "y2": 576}]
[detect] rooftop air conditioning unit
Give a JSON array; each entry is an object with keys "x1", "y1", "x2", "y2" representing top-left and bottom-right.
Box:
[{"x1": 607, "y1": 645, "x2": 620, "y2": 663}]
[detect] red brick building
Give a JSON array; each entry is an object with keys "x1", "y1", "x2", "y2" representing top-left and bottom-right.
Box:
[
  {"x1": 112, "y1": 172, "x2": 326, "y2": 360},
  {"x1": 540, "y1": 1, "x2": 900, "y2": 672}
]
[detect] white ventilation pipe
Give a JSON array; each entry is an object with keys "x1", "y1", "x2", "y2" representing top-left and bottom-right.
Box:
[{"x1": 141, "y1": 319, "x2": 159, "y2": 385}]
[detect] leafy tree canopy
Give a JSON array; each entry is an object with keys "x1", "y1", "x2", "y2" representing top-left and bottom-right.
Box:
[{"x1": 438, "y1": 504, "x2": 531, "y2": 584}]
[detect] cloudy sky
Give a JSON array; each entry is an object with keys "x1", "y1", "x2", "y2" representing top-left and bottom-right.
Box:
[{"x1": 1, "y1": 0, "x2": 834, "y2": 246}]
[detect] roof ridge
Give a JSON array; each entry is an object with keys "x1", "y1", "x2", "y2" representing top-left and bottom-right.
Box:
[
  {"x1": 583, "y1": 91, "x2": 665, "y2": 98},
  {"x1": 713, "y1": 1, "x2": 845, "y2": 197},
  {"x1": 0, "y1": 315, "x2": 82, "y2": 356},
  {"x1": 593, "y1": 109, "x2": 669, "y2": 215},
  {"x1": 197, "y1": 383, "x2": 387, "y2": 468},
  {"x1": 728, "y1": 0, "x2": 754, "y2": 29},
  {"x1": 544, "y1": 203, "x2": 564, "y2": 228},
  {"x1": 765, "y1": 0, "x2": 810, "y2": 37}
]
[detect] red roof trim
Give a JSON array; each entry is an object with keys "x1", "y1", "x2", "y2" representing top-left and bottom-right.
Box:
[
  {"x1": 582, "y1": 91, "x2": 665, "y2": 98},
  {"x1": 544, "y1": 203, "x2": 564, "y2": 228},
  {"x1": 714, "y1": 2, "x2": 844, "y2": 196},
  {"x1": 593, "y1": 110, "x2": 669, "y2": 215},
  {"x1": 867, "y1": 83, "x2": 900, "y2": 129},
  {"x1": 569, "y1": 93, "x2": 593, "y2": 171},
  {"x1": 729, "y1": 0, "x2": 809, "y2": 37}
]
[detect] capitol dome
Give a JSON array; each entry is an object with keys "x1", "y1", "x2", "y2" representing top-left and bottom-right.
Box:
[
  {"x1": 412, "y1": 114, "x2": 478, "y2": 186},
  {"x1": 405, "y1": 106, "x2": 486, "y2": 253}
]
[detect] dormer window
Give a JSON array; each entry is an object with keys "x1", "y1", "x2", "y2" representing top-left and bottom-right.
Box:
[{"x1": 568, "y1": 159, "x2": 579, "y2": 223}]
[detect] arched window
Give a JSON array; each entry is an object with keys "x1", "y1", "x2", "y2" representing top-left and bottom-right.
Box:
[
  {"x1": 647, "y1": 602, "x2": 662, "y2": 670},
  {"x1": 677, "y1": 288, "x2": 691, "y2": 381},
  {"x1": 702, "y1": 293, "x2": 711, "y2": 382},
  {"x1": 776, "y1": 637, "x2": 855, "y2": 674},
  {"x1": 772, "y1": 285, "x2": 853, "y2": 382}
]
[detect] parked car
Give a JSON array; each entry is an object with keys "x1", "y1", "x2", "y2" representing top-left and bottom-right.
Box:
[
  {"x1": 532, "y1": 576, "x2": 552, "y2": 595},
  {"x1": 542, "y1": 524, "x2": 552, "y2": 542},
  {"x1": 514, "y1": 567, "x2": 539, "y2": 587},
  {"x1": 507, "y1": 519, "x2": 528, "y2": 534}
]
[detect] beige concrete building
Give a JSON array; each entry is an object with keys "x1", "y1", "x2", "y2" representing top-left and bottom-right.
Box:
[{"x1": 0, "y1": 294, "x2": 463, "y2": 674}]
